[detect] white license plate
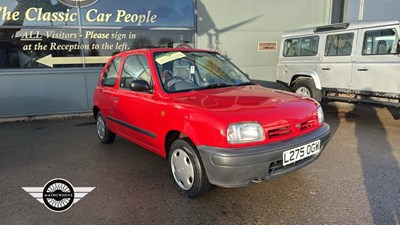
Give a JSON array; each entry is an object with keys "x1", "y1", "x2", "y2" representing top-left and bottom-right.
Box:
[{"x1": 283, "y1": 140, "x2": 321, "y2": 166}]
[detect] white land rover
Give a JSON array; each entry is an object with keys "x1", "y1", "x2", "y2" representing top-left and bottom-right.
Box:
[{"x1": 276, "y1": 20, "x2": 400, "y2": 107}]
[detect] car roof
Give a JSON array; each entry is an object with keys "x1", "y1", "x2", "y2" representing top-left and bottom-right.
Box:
[
  {"x1": 282, "y1": 20, "x2": 400, "y2": 38},
  {"x1": 113, "y1": 48, "x2": 217, "y2": 57}
]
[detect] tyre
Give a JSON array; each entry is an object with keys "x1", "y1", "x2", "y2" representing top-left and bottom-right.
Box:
[
  {"x1": 96, "y1": 112, "x2": 116, "y2": 144},
  {"x1": 292, "y1": 78, "x2": 322, "y2": 102},
  {"x1": 168, "y1": 138, "x2": 210, "y2": 198}
]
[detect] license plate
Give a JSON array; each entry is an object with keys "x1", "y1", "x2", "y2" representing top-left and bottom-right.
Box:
[{"x1": 283, "y1": 140, "x2": 321, "y2": 166}]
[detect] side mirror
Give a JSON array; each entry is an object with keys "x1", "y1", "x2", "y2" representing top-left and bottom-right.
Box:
[{"x1": 130, "y1": 80, "x2": 151, "y2": 93}]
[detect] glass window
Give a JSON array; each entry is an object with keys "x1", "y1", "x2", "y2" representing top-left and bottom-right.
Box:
[
  {"x1": 82, "y1": 29, "x2": 194, "y2": 67},
  {"x1": 283, "y1": 36, "x2": 319, "y2": 57},
  {"x1": 102, "y1": 57, "x2": 121, "y2": 87},
  {"x1": 155, "y1": 51, "x2": 250, "y2": 93},
  {"x1": 120, "y1": 55, "x2": 152, "y2": 89},
  {"x1": 0, "y1": 0, "x2": 196, "y2": 70},
  {"x1": 325, "y1": 33, "x2": 354, "y2": 56},
  {"x1": 0, "y1": 0, "x2": 79, "y2": 27},
  {"x1": 362, "y1": 29, "x2": 397, "y2": 55},
  {"x1": 80, "y1": 0, "x2": 194, "y2": 28},
  {"x1": 0, "y1": 28, "x2": 82, "y2": 69}
]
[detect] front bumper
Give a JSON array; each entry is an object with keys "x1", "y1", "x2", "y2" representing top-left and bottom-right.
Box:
[{"x1": 197, "y1": 123, "x2": 331, "y2": 188}]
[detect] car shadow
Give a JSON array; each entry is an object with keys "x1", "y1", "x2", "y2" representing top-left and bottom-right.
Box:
[{"x1": 347, "y1": 104, "x2": 400, "y2": 224}]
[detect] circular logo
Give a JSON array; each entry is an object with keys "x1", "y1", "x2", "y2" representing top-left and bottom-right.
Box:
[
  {"x1": 175, "y1": 43, "x2": 193, "y2": 49},
  {"x1": 58, "y1": 0, "x2": 99, "y2": 8},
  {"x1": 42, "y1": 178, "x2": 75, "y2": 212}
]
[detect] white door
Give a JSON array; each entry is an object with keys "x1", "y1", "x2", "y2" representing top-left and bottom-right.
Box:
[
  {"x1": 318, "y1": 31, "x2": 357, "y2": 91},
  {"x1": 353, "y1": 26, "x2": 400, "y2": 96}
]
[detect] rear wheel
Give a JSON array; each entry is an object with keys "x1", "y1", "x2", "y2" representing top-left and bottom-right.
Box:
[
  {"x1": 96, "y1": 112, "x2": 116, "y2": 144},
  {"x1": 169, "y1": 138, "x2": 210, "y2": 198},
  {"x1": 292, "y1": 78, "x2": 322, "y2": 102}
]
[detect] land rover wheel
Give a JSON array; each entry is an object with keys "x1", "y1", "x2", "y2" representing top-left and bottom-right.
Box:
[
  {"x1": 96, "y1": 112, "x2": 116, "y2": 144},
  {"x1": 169, "y1": 138, "x2": 210, "y2": 198},
  {"x1": 292, "y1": 78, "x2": 322, "y2": 102}
]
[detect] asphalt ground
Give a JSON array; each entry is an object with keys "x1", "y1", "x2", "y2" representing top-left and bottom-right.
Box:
[{"x1": 0, "y1": 101, "x2": 399, "y2": 225}]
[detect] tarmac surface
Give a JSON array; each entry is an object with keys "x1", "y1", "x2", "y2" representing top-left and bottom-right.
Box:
[{"x1": 0, "y1": 101, "x2": 399, "y2": 225}]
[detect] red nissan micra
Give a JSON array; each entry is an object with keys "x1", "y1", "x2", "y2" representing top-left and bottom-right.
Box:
[{"x1": 93, "y1": 48, "x2": 330, "y2": 198}]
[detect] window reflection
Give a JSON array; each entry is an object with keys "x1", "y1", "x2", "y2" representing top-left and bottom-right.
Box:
[
  {"x1": 0, "y1": 0, "x2": 195, "y2": 69},
  {"x1": 0, "y1": 0, "x2": 78, "y2": 27},
  {"x1": 83, "y1": 29, "x2": 194, "y2": 67},
  {"x1": 0, "y1": 28, "x2": 82, "y2": 68},
  {"x1": 79, "y1": 0, "x2": 194, "y2": 28}
]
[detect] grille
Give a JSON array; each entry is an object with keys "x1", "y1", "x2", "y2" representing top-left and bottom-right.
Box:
[
  {"x1": 267, "y1": 125, "x2": 292, "y2": 139},
  {"x1": 268, "y1": 156, "x2": 313, "y2": 175},
  {"x1": 300, "y1": 120, "x2": 315, "y2": 132},
  {"x1": 265, "y1": 118, "x2": 318, "y2": 142}
]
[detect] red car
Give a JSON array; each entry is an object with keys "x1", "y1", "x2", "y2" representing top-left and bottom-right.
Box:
[{"x1": 93, "y1": 48, "x2": 330, "y2": 198}]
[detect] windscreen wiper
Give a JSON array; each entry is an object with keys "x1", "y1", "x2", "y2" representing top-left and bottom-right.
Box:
[
  {"x1": 235, "y1": 82, "x2": 255, "y2": 86},
  {"x1": 198, "y1": 83, "x2": 234, "y2": 90}
]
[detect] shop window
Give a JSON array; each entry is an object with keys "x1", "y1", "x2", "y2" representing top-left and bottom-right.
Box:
[
  {"x1": 324, "y1": 33, "x2": 354, "y2": 56},
  {"x1": 0, "y1": 0, "x2": 195, "y2": 69},
  {"x1": 79, "y1": 0, "x2": 194, "y2": 28},
  {"x1": 0, "y1": 28, "x2": 82, "y2": 68},
  {"x1": 0, "y1": 1, "x2": 79, "y2": 27},
  {"x1": 82, "y1": 29, "x2": 194, "y2": 67},
  {"x1": 362, "y1": 29, "x2": 396, "y2": 55}
]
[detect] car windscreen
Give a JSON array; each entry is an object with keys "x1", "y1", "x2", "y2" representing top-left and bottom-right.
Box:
[{"x1": 154, "y1": 51, "x2": 252, "y2": 93}]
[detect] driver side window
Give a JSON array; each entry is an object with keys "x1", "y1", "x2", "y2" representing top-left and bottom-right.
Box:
[{"x1": 120, "y1": 55, "x2": 152, "y2": 89}]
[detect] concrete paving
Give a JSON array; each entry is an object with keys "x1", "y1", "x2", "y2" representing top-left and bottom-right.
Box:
[{"x1": 0, "y1": 102, "x2": 399, "y2": 225}]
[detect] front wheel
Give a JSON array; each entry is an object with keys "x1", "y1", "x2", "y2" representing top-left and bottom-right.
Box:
[
  {"x1": 292, "y1": 78, "x2": 322, "y2": 102},
  {"x1": 169, "y1": 138, "x2": 210, "y2": 198},
  {"x1": 96, "y1": 112, "x2": 116, "y2": 144}
]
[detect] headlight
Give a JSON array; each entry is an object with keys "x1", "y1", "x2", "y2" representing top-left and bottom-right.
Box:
[
  {"x1": 317, "y1": 106, "x2": 324, "y2": 125},
  {"x1": 227, "y1": 122, "x2": 265, "y2": 144}
]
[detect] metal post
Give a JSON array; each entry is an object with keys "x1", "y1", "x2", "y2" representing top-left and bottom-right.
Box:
[{"x1": 358, "y1": 0, "x2": 365, "y2": 20}]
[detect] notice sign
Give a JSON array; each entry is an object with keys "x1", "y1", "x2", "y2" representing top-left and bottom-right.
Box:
[{"x1": 258, "y1": 41, "x2": 277, "y2": 51}]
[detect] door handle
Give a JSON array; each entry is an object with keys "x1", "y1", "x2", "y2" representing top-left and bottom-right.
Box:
[
  {"x1": 357, "y1": 68, "x2": 368, "y2": 72},
  {"x1": 322, "y1": 67, "x2": 330, "y2": 71},
  {"x1": 114, "y1": 97, "x2": 118, "y2": 102}
]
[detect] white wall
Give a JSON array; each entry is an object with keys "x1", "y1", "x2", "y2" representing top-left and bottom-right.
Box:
[{"x1": 196, "y1": 0, "x2": 332, "y2": 82}]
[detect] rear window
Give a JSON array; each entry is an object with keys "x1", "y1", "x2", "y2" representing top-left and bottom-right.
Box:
[{"x1": 283, "y1": 36, "x2": 319, "y2": 57}]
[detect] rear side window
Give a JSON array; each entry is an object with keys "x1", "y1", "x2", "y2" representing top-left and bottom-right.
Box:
[
  {"x1": 102, "y1": 57, "x2": 122, "y2": 87},
  {"x1": 362, "y1": 29, "x2": 397, "y2": 55},
  {"x1": 283, "y1": 36, "x2": 319, "y2": 57},
  {"x1": 324, "y1": 33, "x2": 354, "y2": 56}
]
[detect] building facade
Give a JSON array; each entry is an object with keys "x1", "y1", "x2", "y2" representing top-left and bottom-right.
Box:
[
  {"x1": 0, "y1": 0, "x2": 195, "y2": 117},
  {"x1": 1, "y1": 0, "x2": 379, "y2": 117}
]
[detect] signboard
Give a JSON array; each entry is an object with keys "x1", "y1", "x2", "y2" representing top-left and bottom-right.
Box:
[
  {"x1": 0, "y1": 0, "x2": 195, "y2": 69},
  {"x1": 258, "y1": 41, "x2": 277, "y2": 51},
  {"x1": 0, "y1": 0, "x2": 194, "y2": 28}
]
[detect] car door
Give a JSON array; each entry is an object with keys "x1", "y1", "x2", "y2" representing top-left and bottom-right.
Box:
[
  {"x1": 95, "y1": 56, "x2": 122, "y2": 132},
  {"x1": 111, "y1": 54, "x2": 161, "y2": 153},
  {"x1": 352, "y1": 26, "x2": 400, "y2": 95},
  {"x1": 319, "y1": 31, "x2": 357, "y2": 91}
]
